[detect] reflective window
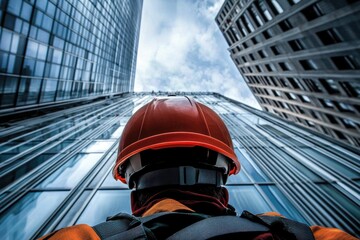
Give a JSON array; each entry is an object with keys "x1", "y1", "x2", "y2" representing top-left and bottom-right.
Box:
[
  {"x1": 228, "y1": 186, "x2": 273, "y2": 214},
  {"x1": 301, "y1": 148, "x2": 359, "y2": 179},
  {"x1": 7, "y1": 0, "x2": 22, "y2": 16},
  {"x1": 0, "y1": 191, "x2": 68, "y2": 239},
  {"x1": 26, "y1": 40, "x2": 38, "y2": 58},
  {"x1": 37, "y1": 153, "x2": 102, "y2": 188},
  {"x1": 76, "y1": 190, "x2": 131, "y2": 225},
  {"x1": 236, "y1": 148, "x2": 269, "y2": 182},
  {"x1": 0, "y1": 30, "x2": 12, "y2": 51},
  {"x1": 274, "y1": 149, "x2": 322, "y2": 181},
  {"x1": 17, "y1": 78, "x2": 42, "y2": 105},
  {"x1": 81, "y1": 141, "x2": 115, "y2": 153},
  {"x1": 270, "y1": 0, "x2": 283, "y2": 14},
  {"x1": 21, "y1": 2, "x2": 33, "y2": 21},
  {"x1": 260, "y1": 185, "x2": 307, "y2": 223}
]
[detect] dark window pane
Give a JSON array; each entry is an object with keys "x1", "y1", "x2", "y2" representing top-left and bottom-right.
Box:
[
  {"x1": 37, "y1": 153, "x2": 102, "y2": 188},
  {"x1": 7, "y1": 0, "x2": 22, "y2": 15},
  {"x1": 228, "y1": 186, "x2": 273, "y2": 214},
  {"x1": 17, "y1": 78, "x2": 41, "y2": 105},
  {"x1": 0, "y1": 30, "x2": 12, "y2": 51},
  {"x1": 76, "y1": 190, "x2": 131, "y2": 225},
  {"x1": 261, "y1": 185, "x2": 307, "y2": 223},
  {"x1": 4, "y1": 13, "x2": 16, "y2": 30},
  {"x1": 21, "y1": 2, "x2": 32, "y2": 21},
  {"x1": 0, "y1": 191, "x2": 68, "y2": 239}
]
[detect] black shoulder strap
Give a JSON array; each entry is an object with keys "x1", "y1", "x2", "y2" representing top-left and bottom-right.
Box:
[
  {"x1": 92, "y1": 213, "x2": 148, "y2": 240},
  {"x1": 92, "y1": 211, "x2": 206, "y2": 240},
  {"x1": 168, "y1": 211, "x2": 315, "y2": 240},
  {"x1": 167, "y1": 215, "x2": 269, "y2": 240},
  {"x1": 241, "y1": 211, "x2": 315, "y2": 240},
  {"x1": 93, "y1": 211, "x2": 315, "y2": 240}
]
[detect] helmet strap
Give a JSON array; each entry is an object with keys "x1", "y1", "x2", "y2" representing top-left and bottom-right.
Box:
[{"x1": 132, "y1": 166, "x2": 225, "y2": 190}]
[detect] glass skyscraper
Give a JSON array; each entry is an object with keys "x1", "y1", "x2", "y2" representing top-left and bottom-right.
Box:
[
  {"x1": 216, "y1": 0, "x2": 360, "y2": 148},
  {"x1": 0, "y1": 0, "x2": 142, "y2": 109},
  {"x1": 0, "y1": 92, "x2": 359, "y2": 239}
]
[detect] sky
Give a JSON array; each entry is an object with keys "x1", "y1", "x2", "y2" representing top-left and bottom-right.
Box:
[{"x1": 134, "y1": 0, "x2": 261, "y2": 109}]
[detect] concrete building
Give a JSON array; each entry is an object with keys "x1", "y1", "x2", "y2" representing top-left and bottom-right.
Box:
[
  {"x1": 216, "y1": 0, "x2": 360, "y2": 147},
  {"x1": 0, "y1": 0, "x2": 143, "y2": 109},
  {"x1": 0, "y1": 92, "x2": 359, "y2": 239}
]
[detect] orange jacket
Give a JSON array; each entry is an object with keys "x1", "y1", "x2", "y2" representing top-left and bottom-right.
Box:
[{"x1": 39, "y1": 199, "x2": 358, "y2": 240}]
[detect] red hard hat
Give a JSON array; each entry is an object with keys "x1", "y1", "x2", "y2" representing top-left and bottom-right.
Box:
[{"x1": 113, "y1": 96, "x2": 240, "y2": 185}]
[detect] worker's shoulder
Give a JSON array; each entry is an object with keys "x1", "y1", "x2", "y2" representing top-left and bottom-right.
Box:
[
  {"x1": 38, "y1": 224, "x2": 100, "y2": 240},
  {"x1": 310, "y1": 225, "x2": 359, "y2": 240}
]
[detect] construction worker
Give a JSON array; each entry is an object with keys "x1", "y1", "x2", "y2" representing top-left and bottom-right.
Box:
[{"x1": 40, "y1": 97, "x2": 357, "y2": 240}]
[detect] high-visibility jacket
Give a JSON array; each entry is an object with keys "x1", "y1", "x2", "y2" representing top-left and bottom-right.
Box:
[{"x1": 38, "y1": 198, "x2": 358, "y2": 240}]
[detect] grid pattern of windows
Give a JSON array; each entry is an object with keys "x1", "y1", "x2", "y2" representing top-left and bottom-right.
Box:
[
  {"x1": 0, "y1": 92, "x2": 359, "y2": 239},
  {"x1": 216, "y1": 0, "x2": 360, "y2": 147},
  {"x1": 0, "y1": 0, "x2": 143, "y2": 109}
]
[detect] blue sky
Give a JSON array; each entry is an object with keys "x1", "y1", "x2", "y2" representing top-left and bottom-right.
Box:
[{"x1": 134, "y1": 0, "x2": 260, "y2": 109}]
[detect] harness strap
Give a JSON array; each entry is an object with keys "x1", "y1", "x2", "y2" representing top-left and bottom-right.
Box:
[
  {"x1": 93, "y1": 211, "x2": 315, "y2": 240},
  {"x1": 93, "y1": 213, "x2": 147, "y2": 240},
  {"x1": 167, "y1": 215, "x2": 270, "y2": 240},
  {"x1": 242, "y1": 211, "x2": 315, "y2": 240}
]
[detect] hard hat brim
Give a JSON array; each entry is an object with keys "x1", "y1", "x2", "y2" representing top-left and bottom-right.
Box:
[{"x1": 113, "y1": 131, "x2": 240, "y2": 182}]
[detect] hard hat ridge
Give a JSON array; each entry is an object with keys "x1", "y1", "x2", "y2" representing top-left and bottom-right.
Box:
[{"x1": 113, "y1": 96, "x2": 240, "y2": 189}]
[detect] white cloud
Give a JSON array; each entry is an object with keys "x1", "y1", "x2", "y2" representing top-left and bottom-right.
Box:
[{"x1": 135, "y1": 0, "x2": 261, "y2": 109}]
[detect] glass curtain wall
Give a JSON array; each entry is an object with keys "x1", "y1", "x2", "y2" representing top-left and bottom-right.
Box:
[
  {"x1": 0, "y1": 0, "x2": 143, "y2": 109},
  {"x1": 0, "y1": 92, "x2": 359, "y2": 239}
]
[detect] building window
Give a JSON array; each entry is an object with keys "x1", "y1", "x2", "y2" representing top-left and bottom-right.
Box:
[
  {"x1": 319, "y1": 79, "x2": 340, "y2": 94},
  {"x1": 340, "y1": 82, "x2": 359, "y2": 97},
  {"x1": 338, "y1": 102, "x2": 355, "y2": 112},
  {"x1": 279, "y1": 20, "x2": 292, "y2": 32},
  {"x1": 241, "y1": 15, "x2": 255, "y2": 33},
  {"x1": 304, "y1": 79, "x2": 322, "y2": 92},
  {"x1": 272, "y1": 90, "x2": 281, "y2": 97},
  {"x1": 300, "y1": 95, "x2": 311, "y2": 103},
  {"x1": 299, "y1": 59, "x2": 318, "y2": 70},
  {"x1": 263, "y1": 30, "x2": 272, "y2": 40},
  {"x1": 297, "y1": 106, "x2": 305, "y2": 114},
  {"x1": 271, "y1": 45, "x2": 281, "y2": 55},
  {"x1": 326, "y1": 114, "x2": 338, "y2": 124},
  {"x1": 255, "y1": 65, "x2": 262, "y2": 72},
  {"x1": 306, "y1": 120, "x2": 316, "y2": 127},
  {"x1": 279, "y1": 62, "x2": 291, "y2": 71},
  {"x1": 265, "y1": 64, "x2": 275, "y2": 72},
  {"x1": 257, "y1": 0, "x2": 273, "y2": 21},
  {"x1": 331, "y1": 56, "x2": 357, "y2": 70},
  {"x1": 258, "y1": 50, "x2": 268, "y2": 59},
  {"x1": 288, "y1": 78, "x2": 302, "y2": 89},
  {"x1": 252, "y1": 37, "x2": 258, "y2": 45},
  {"x1": 289, "y1": 0, "x2": 301, "y2": 5},
  {"x1": 301, "y1": 4, "x2": 323, "y2": 21},
  {"x1": 320, "y1": 99, "x2": 334, "y2": 108},
  {"x1": 288, "y1": 39, "x2": 304, "y2": 51},
  {"x1": 249, "y1": 6, "x2": 263, "y2": 27},
  {"x1": 249, "y1": 53, "x2": 255, "y2": 61},
  {"x1": 316, "y1": 29, "x2": 342, "y2": 45},
  {"x1": 270, "y1": 0, "x2": 284, "y2": 15},
  {"x1": 342, "y1": 118, "x2": 357, "y2": 128},
  {"x1": 334, "y1": 130, "x2": 346, "y2": 139},
  {"x1": 286, "y1": 92, "x2": 297, "y2": 100}
]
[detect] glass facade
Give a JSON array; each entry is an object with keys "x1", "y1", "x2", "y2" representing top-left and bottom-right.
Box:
[
  {"x1": 0, "y1": 0, "x2": 143, "y2": 109},
  {"x1": 0, "y1": 92, "x2": 359, "y2": 239},
  {"x1": 216, "y1": 0, "x2": 360, "y2": 147}
]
